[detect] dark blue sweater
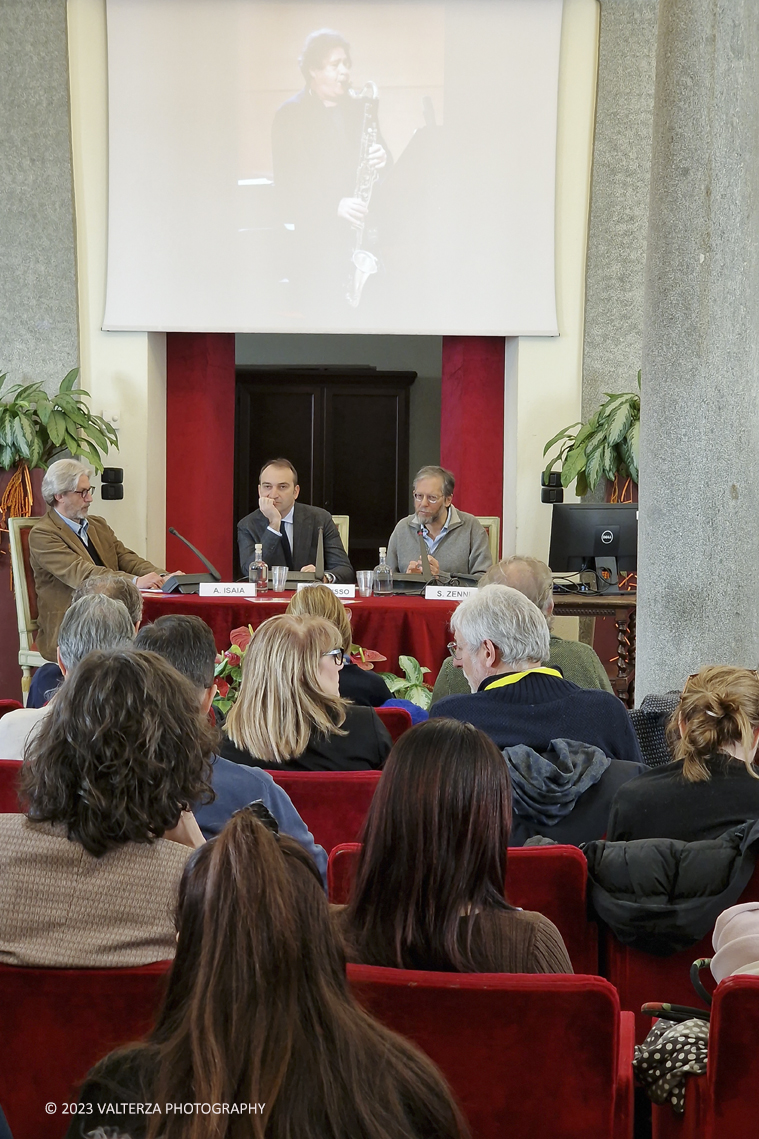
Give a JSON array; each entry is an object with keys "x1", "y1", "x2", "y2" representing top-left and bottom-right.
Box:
[{"x1": 431, "y1": 672, "x2": 642, "y2": 766}]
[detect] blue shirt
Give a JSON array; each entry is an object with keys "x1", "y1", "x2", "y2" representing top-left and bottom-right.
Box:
[
  {"x1": 420, "y1": 507, "x2": 451, "y2": 555},
  {"x1": 54, "y1": 508, "x2": 88, "y2": 543},
  {"x1": 194, "y1": 754, "x2": 328, "y2": 887}
]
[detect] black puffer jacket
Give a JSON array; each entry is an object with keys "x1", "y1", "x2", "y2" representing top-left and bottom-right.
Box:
[{"x1": 584, "y1": 819, "x2": 759, "y2": 955}]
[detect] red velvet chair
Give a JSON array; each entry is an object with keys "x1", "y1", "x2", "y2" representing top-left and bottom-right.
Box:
[
  {"x1": 0, "y1": 701, "x2": 22, "y2": 719},
  {"x1": 0, "y1": 760, "x2": 23, "y2": 813},
  {"x1": 347, "y1": 966, "x2": 634, "y2": 1139},
  {"x1": 374, "y1": 706, "x2": 413, "y2": 742},
  {"x1": 603, "y1": 861, "x2": 759, "y2": 1042},
  {"x1": 0, "y1": 960, "x2": 171, "y2": 1139},
  {"x1": 651, "y1": 975, "x2": 759, "y2": 1139},
  {"x1": 268, "y1": 770, "x2": 381, "y2": 853},
  {"x1": 329, "y1": 842, "x2": 599, "y2": 974}
]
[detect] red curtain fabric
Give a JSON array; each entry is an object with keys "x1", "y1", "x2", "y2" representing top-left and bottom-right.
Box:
[
  {"x1": 166, "y1": 333, "x2": 236, "y2": 580},
  {"x1": 441, "y1": 336, "x2": 505, "y2": 526}
]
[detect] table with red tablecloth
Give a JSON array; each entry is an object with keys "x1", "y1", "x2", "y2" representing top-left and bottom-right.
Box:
[{"x1": 141, "y1": 592, "x2": 458, "y2": 679}]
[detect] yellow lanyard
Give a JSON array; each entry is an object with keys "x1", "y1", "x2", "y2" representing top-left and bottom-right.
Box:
[{"x1": 484, "y1": 666, "x2": 563, "y2": 691}]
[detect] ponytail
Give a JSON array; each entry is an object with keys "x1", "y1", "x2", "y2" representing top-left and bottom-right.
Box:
[{"x1": 669, "y1": 666, "x2": 759, "y2": 782}]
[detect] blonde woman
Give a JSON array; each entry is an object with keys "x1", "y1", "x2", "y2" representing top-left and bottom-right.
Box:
[
  {"x1": 221, "y1": 614, "x2": 392, "y2": 771},
  {"x1": 607, "y1": 666, "x2": 759, "y2": 841},
  {"x1": 286, "y1": 584, "x2": 390, "y2": 707}
]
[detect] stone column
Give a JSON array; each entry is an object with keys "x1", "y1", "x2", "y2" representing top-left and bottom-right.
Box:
[{"x1": 636, "y1": 0, "x2": 759, "y2": 697}]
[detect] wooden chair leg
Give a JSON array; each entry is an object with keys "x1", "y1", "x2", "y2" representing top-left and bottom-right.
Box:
[{"x1": 21, "y1": 667, "x2": 31, "y2": 707}]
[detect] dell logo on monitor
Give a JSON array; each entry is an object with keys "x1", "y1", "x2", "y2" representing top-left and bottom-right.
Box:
[{"x1": 601, "y1": 529, "x2": 614, "y2": 545}]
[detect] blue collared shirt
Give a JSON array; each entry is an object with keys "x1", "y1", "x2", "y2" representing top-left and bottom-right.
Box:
[
  {"x1": 54, "y1": 508, "x2": 88, "y2": 544},
  {"x1": 420, "y1": 507, "x2": 452, "y2": 555}
]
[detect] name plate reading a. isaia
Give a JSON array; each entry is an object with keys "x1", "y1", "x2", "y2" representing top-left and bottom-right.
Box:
[{"x1": 199, "y1": 583, "x2": 259, "y2": 597}]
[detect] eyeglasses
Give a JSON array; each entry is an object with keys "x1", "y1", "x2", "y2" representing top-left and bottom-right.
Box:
[
  {"x1": 447, "y1": 641, "x2": 465, "y2": 660},
  {"x1": 71, "y1": 486, "x2": 95, "y2": 499},
  {"x1": 413, "y1": 493, "x2": 444, "y2": 505},
  {"x1": 321, "y1": 648, "x2": 346, "y2": 667}
]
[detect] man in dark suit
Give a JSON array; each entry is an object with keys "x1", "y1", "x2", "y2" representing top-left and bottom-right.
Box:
[{"x1": 237, "y1": 458, "x2": 354, "y2": 583}]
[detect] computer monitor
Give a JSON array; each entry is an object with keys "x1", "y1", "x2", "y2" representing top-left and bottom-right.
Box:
[{"x1": 548, "y1": 503, "x2": 638, "y2": 588}]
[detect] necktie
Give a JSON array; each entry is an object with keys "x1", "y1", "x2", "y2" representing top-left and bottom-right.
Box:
[{"x1": 278, "y1": 524, "x2": 294, "y2": 570}]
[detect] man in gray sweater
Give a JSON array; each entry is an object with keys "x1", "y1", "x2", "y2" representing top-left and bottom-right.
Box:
[{"x1": 386, "y1": 465, "x2": 492, "y2": 583}]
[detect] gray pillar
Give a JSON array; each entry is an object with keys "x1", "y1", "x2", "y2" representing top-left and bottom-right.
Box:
[
  {"x1": 582, "y1": 0, "x2": 658, "y2": 424},
  {"x1": 636, "y1": 0, "x2": 759, "y2": 697}
]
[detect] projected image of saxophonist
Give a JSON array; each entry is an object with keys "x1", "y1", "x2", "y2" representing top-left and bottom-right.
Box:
[{"x1": 272, "y1": 29, "x2": 391, "y2": 319}]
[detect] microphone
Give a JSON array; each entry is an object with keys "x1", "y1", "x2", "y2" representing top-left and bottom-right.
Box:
[{"x1": 162, "y1": 528, "x2": 222, "y2": 594}]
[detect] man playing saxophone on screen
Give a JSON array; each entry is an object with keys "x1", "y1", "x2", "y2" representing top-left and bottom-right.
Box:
[{"x1": 272, "y1": 28, "x2": 390, "y2": 316}]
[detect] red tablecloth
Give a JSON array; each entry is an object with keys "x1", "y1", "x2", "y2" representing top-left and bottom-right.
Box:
[{"x1": 141, "y1": 593, "x2": 458, "y2": 678}]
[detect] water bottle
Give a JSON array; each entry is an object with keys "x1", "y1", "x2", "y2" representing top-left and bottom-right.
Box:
[
  {"x1": 373, "y1": 546, "x2": 393, "y2": 595},
  {"x1": 248, "y1": 543, "x2": 269, "y2": 592}
]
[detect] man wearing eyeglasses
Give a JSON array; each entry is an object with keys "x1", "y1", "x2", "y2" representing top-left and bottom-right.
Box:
[
  {"x1": 29, "y1": 458, "x2": 173, "y2": 660},
  {"x1": 386, "y1": 465, "x2": 492, "y2": 583}
]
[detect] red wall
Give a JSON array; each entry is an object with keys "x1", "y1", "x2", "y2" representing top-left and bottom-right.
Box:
[{"x1": 165, "y1": 333, "x2": 236, "y2": 580}]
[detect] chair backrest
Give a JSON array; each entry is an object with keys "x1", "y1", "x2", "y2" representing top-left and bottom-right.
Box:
[
  {"x1": 604, "y1": 860, "x2": 759, "y2": 1043},
  {"x1": 331, "y1": 514, "x2": 350, "y2": 553},
  {"x1": 8, "y1": 517, "x2": 40, "y2": 647},
  {"x1": 374, "y1": 705, "x2": 413, "y2": 742},
  {"x1": 268, "y1": 770, "x2": 381, "y2": 854},
  {"x1": 476, "y1": 515, "x2": 501, "y2": 564},
  {"x1": 0, "y1": 701, "x2": 22, "y2": 719},
  {"x1": 328, "y1": 842, "x2": 599, "y2": 973},
  {"x1": 706, "y1": 975, "x2": 759, "y2": 1135},
  {"x1": 0, "y1": 760, "x2": 23, "y2": 813},
  {"x1": 0, "y1": 960, "x2": 171, "y2": 1139},
  {"x1": 347, "y1": 966, "x2": 627, "y2": 1139}
]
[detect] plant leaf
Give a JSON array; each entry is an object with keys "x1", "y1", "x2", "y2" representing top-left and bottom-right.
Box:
[
  {"x1": 398, "y1": 655, "x2": 424, "y2": 685},
  {"x1": 60, "y1": 368, "x2": 80, "y2": 393},
  {"x1": 559, "y1": 443, "x2": 587, "y2": 488},
  {"x1": 606, "y1": 401, "x2": 634, "y2": 446},
  {"x1": 585, "y1": 446, "x2": 605, "y2": 490},
  {"x1": 13, "y1": 414, "x2": 34, "y2": 459},
  {"x1": 47, "y1": 409, "x2": 66, "y2": 446},
  {"x1": 542, "y1": 422, "x2": 581, "y2": 457},
  {"x1": 575, "y1": 470, "x2": 588, "y2": 497},
  {"x1": 602, "y1": 442, "x2": 619, "y2": 481}
]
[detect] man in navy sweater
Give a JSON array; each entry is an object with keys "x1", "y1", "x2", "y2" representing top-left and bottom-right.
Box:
[
  {"x1": 431, "y1": 584, "x2": 643, "y2": 766},
  {"x1": 134, "y1": 614, "x2": 327, "y2": 885}
]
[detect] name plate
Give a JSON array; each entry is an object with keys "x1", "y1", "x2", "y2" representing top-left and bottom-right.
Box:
[
  {"x1": 297, "y1": 582, "x2": 356, "y2": 599},
  {"x1": 424, "y1": 585, "x2": 478, "y2": 601},
  {"x1": 199, "y1": 582, "x2": 259, "y2": 597}
]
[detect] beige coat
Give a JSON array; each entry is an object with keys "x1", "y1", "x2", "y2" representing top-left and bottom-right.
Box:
[
  {"x1": 29, "y1": 508, "x2": 161, "y2": 660},
  {"x1": 0, "y1": 815, "x2": 190, "y2": 967}
]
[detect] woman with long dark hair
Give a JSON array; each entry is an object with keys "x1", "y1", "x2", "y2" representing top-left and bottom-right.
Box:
[
  {"x1": 335, "y1": 719, "x2": 572, "y2": 972},
  {"x1": 67, "y1": 811, "x2": 467, "y2": 1139}
]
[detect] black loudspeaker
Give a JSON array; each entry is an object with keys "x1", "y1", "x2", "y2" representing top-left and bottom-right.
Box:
[
  {"x1": 541, "y1": 471, "x2": 564, "y2": 504},
  {"x1": 101, "y1": 467, "x2": 124, "y2": 500}
]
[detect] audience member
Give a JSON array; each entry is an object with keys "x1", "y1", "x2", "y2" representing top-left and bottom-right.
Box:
[
  {"x1": 27, "y1": 572, "x2": 143, "y2": 708},
  {"x1": 431, "y1": 585, "x2": 643, "y2": 764},
  {"x1": 607, "y1": 665, "x2": 759, "y2": 841},
  {"x1": 0, "y1": 593, "x2": 135, "y2": 760},
  {"x1": 387, "y1": 465, "x2": 492, "y2": 582},
  {"x1": 221, "y1": 614, "x2": 391, "y2": 771},
  {"x1": 0, "y1": 650, "x2": 213, "y2": 967},
  {"x1": 66, "y1": 810, "x2": 467, "y2": 1139},
  {"x1": 135, "y1": 614, "x2": 327, "y2": 883},
  {"x1": 286, "y1": 583, "x2": 390, "y2": 706},
  {"x1": 431, "y1": 555, "x2": 613, "y2": 703},
  {"x1": 334, "y1": 719, "x2": 572, "y2": 972}
]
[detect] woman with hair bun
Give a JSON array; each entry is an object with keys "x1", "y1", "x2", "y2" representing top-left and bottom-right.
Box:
[
  {"x1": 607, "y1": 665, "x2": 759, "y2": 841},
  {"x1": 67, "y1": 811, "x2": 467, "y2": 1139}
]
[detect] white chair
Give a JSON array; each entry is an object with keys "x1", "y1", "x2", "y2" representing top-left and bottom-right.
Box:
[
  {"x1": 8, "y1": 517, "x2": 46, "y2": 704},
  {"x1": 331, "y1": 514, "x2": 350, "y2": 554},
  {"x1": 476, "y1": 516, "x2": 501, "y2": 564}
]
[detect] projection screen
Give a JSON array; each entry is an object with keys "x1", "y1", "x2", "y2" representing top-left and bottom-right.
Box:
[{"x1": 104, "y1": 0, "x2": 562, "y2": 336}]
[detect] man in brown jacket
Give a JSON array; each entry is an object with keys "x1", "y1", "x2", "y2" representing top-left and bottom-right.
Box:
[{"x1": 29, "y1": 458, "x2": 167, "y2": 660}]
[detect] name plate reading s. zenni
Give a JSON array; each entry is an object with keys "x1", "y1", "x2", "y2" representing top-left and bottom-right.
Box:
[
  {"x1": 199, "y1": 583, "x2": 260, "y2": 597},
  {"x1": 425, "y1": 585, "x2": 478, "y2": 601}
]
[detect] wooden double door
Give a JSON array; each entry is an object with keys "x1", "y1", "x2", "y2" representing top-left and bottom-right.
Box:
[{"x1": 235, "y1": 368, "x2": 414, "y2": 572}]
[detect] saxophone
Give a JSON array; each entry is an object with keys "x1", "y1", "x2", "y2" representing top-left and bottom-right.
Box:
[{"x1": 346, "y1": 82, "x2": 380, "y2": 308}]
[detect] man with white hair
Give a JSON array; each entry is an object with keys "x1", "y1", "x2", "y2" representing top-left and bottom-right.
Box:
[
  {"x1": 0, "y1": 593, "x2": 135, "y2": 759},
  {"x1": 431, "y1": 583, "x2": 643, "y2": 765},
  {"x1": 29, "y1": 458, "x2": 168, "y2": 659}
]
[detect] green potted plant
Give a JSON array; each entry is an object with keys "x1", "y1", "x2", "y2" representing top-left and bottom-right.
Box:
[
  {"x1": 0, "y1": 368, "x2": 119, "y2": 521},
  {"x1": 543, "y1": 373, "x2": 640, "y2": 499},
  {"x1": 376, "y1": 655, "x2": 433, "y2": 710}
]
